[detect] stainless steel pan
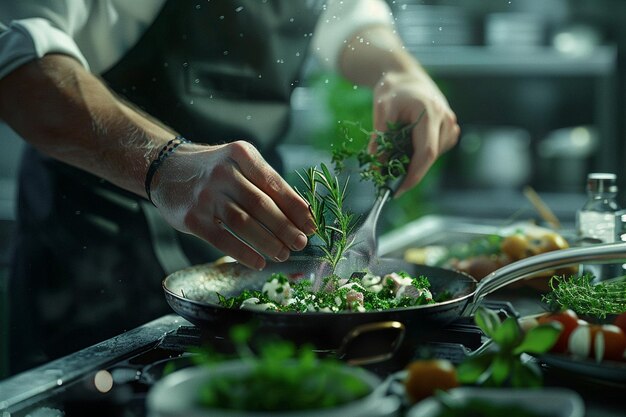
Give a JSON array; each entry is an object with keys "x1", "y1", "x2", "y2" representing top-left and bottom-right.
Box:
[{"x1": 163, "y1": 243, "x2": 626, "y2": 361}]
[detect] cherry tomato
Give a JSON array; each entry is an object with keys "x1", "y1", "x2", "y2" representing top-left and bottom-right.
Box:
[
  {"x1": 537, "y1": 309, "x2": 580, "y2": 353},
  {"x1": 404, "y1": 359, "x2": 459, "y2": 403},
  {"x1": 614, "y1": 312, "x2": 626, "y2": 335},
  {"x1": 569, "y1": 324, "x2": 626, "y2": 362}
]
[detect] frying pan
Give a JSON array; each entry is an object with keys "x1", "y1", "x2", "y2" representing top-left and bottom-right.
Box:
[{"x1": 163, "y1": 242, "x2": 626, "y2": 361}]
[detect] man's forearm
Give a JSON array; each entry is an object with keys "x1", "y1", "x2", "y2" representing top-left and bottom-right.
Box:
[
  {"x1": 0, "y1": 54, "x2": 175, "y2": 197},
  {"x1": 338, "y1": 24, "x2": 436, "y2": 88}
]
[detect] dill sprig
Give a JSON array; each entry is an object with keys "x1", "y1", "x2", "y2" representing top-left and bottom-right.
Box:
[
  {"x1": 542, "y1": 274, "x2": 626, "y2": 318},
  {"x1": 295, "y1": 163, "x2": 358, "y2": 271}
]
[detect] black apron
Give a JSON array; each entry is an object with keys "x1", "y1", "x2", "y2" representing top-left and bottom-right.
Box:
[{"x1": 9, "y1": 0, "x2": 324, "y2": 373}]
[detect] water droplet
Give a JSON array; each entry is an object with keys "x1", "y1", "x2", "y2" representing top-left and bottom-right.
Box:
[
  {"x1": 401, "y1": 4, "x2": 407, "y2": 10},
  {"x1": 190, "y1": 100, "x2": 194, "y2": 105},
  {"x1": 219, "y1": 15, "x2": 225, "y2": 20},
  {"x1": 163, "y1": 62, "x2": 169, "y2": 67},
  {"x1": 57, "y1": 379, "x2": 63, "y2": 386},
  {"x1": 289, "y1": 18, "x2": 294, "y2": 23},
  {"x1": 246, "y1": 115, "x2": 252, "y2": 120},
  {"x1": 223, "y1": 50, "x2": 229, "y2": 55},
  {"x1": 195, "y1": 4, "x2": 201, "y2": 9},
  {"x1": 258, "y1": 74, "x2": 262, "y2": 79},
  {"x1": 295, "y1": 52, "x2": 300, "y2": 57},
  {"x1": 235, "y1": 6, "x2": 244, "y2": 12},
  {"x1": 194, "y1": 79, "x2": 200, "y2": 84},
  {"x1": 182, "y1": 62, "x2": 189, "y2": 68},
  {"x1": 438, "y1": 26, "x2": 443, "y2": 31},
  {"x1": 352, "y1": 85, "x2": 358, "y2": 90},
  {"x1": 324, "y1": 79, "x2": 329, "y2": 84}
]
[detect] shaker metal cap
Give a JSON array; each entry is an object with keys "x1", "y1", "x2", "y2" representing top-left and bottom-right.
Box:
[{"x1": 587, "y1": 172, "x2": 618, "y2": 193}]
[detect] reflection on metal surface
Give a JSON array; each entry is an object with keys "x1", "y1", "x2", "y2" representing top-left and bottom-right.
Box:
[{"x1": 338, "y1": 321, "x2": 406, "y2": 366}]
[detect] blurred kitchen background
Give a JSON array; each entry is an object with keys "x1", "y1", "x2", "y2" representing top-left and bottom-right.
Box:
[
  {"x1": 281, "y1": 0, "x2": 626, "y2": 231},
  {"x1": 2, "y1": 0, "x2": 626, "y2": 292}
]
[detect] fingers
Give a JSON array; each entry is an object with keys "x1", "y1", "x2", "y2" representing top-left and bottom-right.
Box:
[
  {"x1": 189, "y1": 214, "x2": 267, "y2": 270},
  {"x1": 372, "y1": 72, "x2": 460, "y2": 197},
  {"x1": 219, "y1": 169, "x2": 309, "y2": 257},
  {"x1": 396, "y1": 114, "x2": 440, "y2": 196},
  {"x1": 191, "y1": 141, "x2": 313, "y2": 269},
  {"x1": 227, "y1": 141, "x2": 315, "y2": 235}
]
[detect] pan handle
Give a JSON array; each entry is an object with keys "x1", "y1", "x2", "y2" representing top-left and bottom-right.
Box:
[{"x1": 464, "y1": 242, "x2": 626, "y2": 315}]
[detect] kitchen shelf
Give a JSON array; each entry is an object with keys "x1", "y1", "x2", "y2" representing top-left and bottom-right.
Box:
[
  {"x1": 410, "y1": 45, "x2": 617, "y2": 76},
  {"x1": 409, "y1": 45, "x2": 620, "y2": 185}
]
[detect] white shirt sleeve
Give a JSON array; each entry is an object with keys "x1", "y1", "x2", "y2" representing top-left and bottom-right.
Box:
[
  {"x1": 0, "y1": 1, "x2": 164, "y2": 79},
  {"x1": 311, "y1": 0, "x2": 394, "y2": 70},
  {"x1": 0, "y1": 1, "x2": 92, "y2": 79}
]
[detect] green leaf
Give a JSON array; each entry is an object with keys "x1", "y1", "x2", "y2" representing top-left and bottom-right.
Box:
[
  {"x1": 474, "y1": 307, "x2": 501, "y2": 338},
  {"x1": 230, "y1": 324, "x2": 253, "y2": 345},
  {"x1": 513, "y1": 322, "x2": 562, "y2": 355},
  {"x1": 456, "y1": 352, "x2": 495, "y2": 384},
  {"x1": 510, "y1": 360, "x2": 543, "y2": 388},
  {"x1": 490, "y1": 354, "x2": 512, "y2": 386},
  {"x1": 492, "y1": 316, "x2": 522, "y2": 350}
]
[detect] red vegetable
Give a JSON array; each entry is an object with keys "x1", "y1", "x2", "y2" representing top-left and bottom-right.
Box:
[
  {"x1": 614, "y1": 312, "x2": 626, "y2": 334},
  {"x1": 537, "y1": 309, "x2": 580, "y2": 353}
]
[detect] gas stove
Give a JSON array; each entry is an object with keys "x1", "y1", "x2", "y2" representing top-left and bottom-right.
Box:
[{"x1": 0, "y1": 301, "x2": 518, "y2": 417}]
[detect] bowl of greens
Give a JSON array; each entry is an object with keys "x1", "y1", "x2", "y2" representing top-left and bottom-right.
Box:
[{"x1": 146, "y1": 328, "x2": 400, "y2": 417}]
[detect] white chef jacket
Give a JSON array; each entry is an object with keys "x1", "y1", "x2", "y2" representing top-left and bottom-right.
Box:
[{"x1": 0, "y1": 0, "x2": 394, "y2": 78}]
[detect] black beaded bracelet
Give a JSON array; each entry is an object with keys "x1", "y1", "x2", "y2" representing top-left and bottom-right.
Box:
[{"x1": 144, "y1": 136, "x2": 191, "y2": 206}]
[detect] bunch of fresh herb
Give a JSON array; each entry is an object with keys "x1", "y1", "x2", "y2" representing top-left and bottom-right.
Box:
[
  {"x1": 196, "y1": 325, "x2": 371, "y2": 411},
  {"x1": 331, "y1": 114, "x2": 423, "y2": 192},
  {"x1": 457, "y1": 307, "x2": 561, "y2": 388},
  {"x1": 295, "y1": 163, "x2": 358, "y2": 271},
  {"x1": 542, "y1": 274, "x2": 626, "y2": 318}
]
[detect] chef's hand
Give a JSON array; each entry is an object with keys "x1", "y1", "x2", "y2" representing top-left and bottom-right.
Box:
[
  {"x1": 150, "y1": 140, "x2": 316, "y2": 270},
  {"x1": 371, "y1": 70, "x2": 460, "y2": 197}
]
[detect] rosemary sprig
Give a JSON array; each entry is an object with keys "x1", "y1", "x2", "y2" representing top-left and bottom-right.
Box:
[
  {"x1": 542, "y1": 274, "x2": 626, "y2": 318},
  {"x1": 295, "y1": 163, "x2": 358, "y2": 271}
]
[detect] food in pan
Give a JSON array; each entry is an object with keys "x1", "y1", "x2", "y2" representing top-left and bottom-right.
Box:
[{"x1": 217, "y1": 270, "x2": 435, "y2": 312}]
